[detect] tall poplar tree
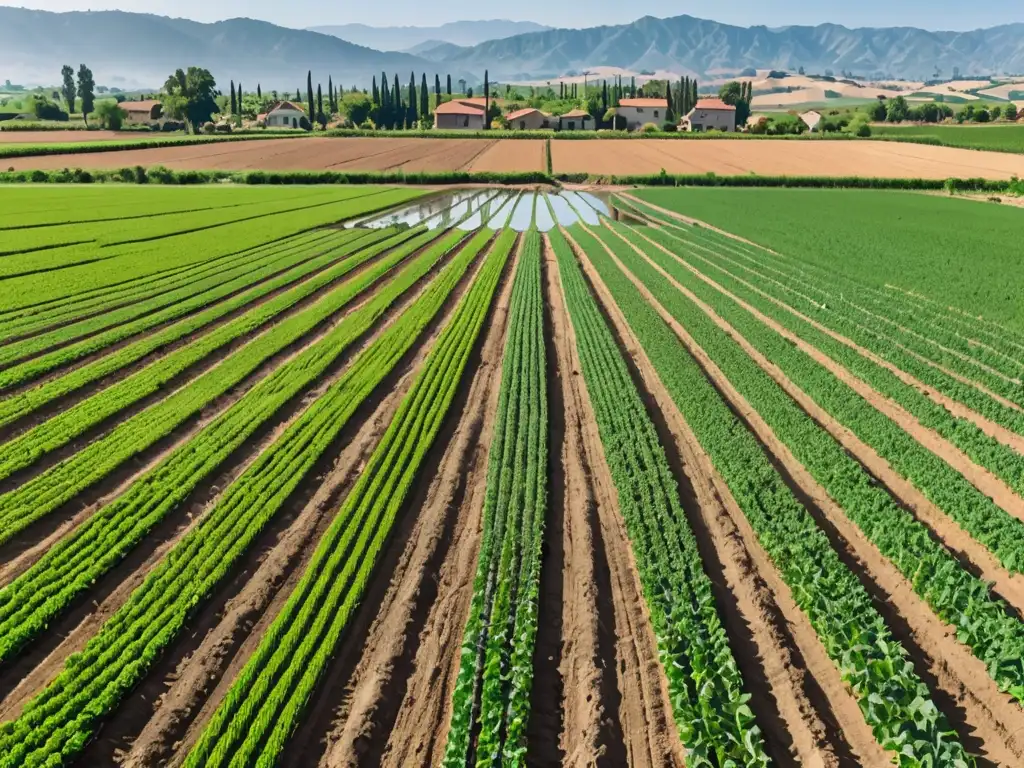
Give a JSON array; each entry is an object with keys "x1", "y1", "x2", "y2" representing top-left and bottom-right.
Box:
[
  {"x1": 257, "y1": 83, "x2": 262, "y2": 100},
  {"x1": 372, "y1": 75, "x2": 380, "y2": 105},
  {"x1": 408, "y1": 72, "x2": 417, "y2": 127},
  {"x1": 434, "y1": 74, "x2": 441, "y2": 106},
  {"x1": 61, "y1": 65, "x2": 76, "y2": 113},
  {"x1": 393, "y1": 73, "x2": 402, "y2": 129},
  {"x1": 316, "y1": 83, "x2": 324, "y2": 126},
  {"x1": 77, "y1": 64, "x2": 95, "y2": 125},
  {"x1": 483, "y1": 69, "x2": 490, "y2": 129},
  {"x1": 328, "y1": 75, "x2": 335, "y2": 113},
  {"x1": 446, "y1": 74, "x2": 452, "y2": 95},
  {"x1": 230, "y1": 80, "x2": 237, "y2": 114},
  {"x1": 306, "y1": 70, "x2": 315, "y2": 127},
  {"x1": 420, "y1": 73, "x2": 429, "y2": 119}
]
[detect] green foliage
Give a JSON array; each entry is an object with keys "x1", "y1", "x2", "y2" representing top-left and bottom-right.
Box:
[
  {"x1": 162, "y1": 66, "x2": 218, "y2": 131},
  {"x1": 60, "y1": 64, "x2": 75, "y2": 113},
  {"x1": 185, "y1": 228, "x2": 513, "y2": 768},
  {"x1": 443, "y1": 231, "x2": 547, "y2": 767},
  {"x1": 94, "y1": 99, "x2": 126, "y2": 129},
  {"x1": 629, "y1": 186, "x2": 1024, "y2": 333},
  {"x1": 871, "y1": 123, "x2": 1024, "y2": 153},
  {"x1": 76, "y1": 64, "x2": 95, "y2": 123}
]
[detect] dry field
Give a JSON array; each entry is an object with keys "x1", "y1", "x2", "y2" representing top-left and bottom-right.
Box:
[
  {"x1": 552, "y1": 138, "x2": 1024, "y2": 178},
  {"x1": 1, "y1": 137, "x2": 544, "y2": 173}
]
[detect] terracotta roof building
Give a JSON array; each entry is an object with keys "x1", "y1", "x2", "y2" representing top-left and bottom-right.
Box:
[
  {"x1": 119, "y1": 99, "x2": 163, "y2": 124},
  {"x1": 681, "y1": 98, "x2": 737, "y2": 133},
  {"x1": 616, "y1": 98, "x2": 669, "y2": 131},
  {"x1": 558, "y1": 108, "x2": 595, "y2": 131},
  {"x1": 506, "y1": 107, "x2": 552, "y2": 130},
  {"x1": 434, "y1": 99, "x2": 487, "y2": 130}
]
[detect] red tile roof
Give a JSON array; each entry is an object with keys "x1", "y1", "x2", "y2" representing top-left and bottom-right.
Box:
[
  {"x1": 434, "y1": 100, "x2": 486, "y2": 115},
  {"x1": 506, "y1": 107, "x2": 548, "y2": 121},
  {"x1": 619, "y1": 98, "x2": 668, "y2": 108},
  {"x1": 693, "y1": 98, "x2": 736, "y2": 111},
  {"x1": 560, "y1": 109, "x2": 592, "y2": 119}
]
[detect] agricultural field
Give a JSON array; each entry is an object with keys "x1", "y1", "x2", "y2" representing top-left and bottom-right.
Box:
[
  {"x1": 0, "y1": 136, "x2": 545, "y2": 173},
  {"x1": 873, "y1": 123, "x2": 1024, "y2": 153},
  {"x1": 551, "y1": 137, "x2": 1024, "y2": 178},
  {"x1": 1, "y1": 183, "x2": 1024, "y2": 768}
]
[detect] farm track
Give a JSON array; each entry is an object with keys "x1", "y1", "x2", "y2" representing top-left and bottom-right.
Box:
[
  {"x1": 585, "y1": 224, "x2": 1024, "y2": 765},
  {"x1": 81, "y1": 230, "x2": 502, "y2": 768},
  {"x1": 0, "y1": 228, "x2": 473, "y2": 719},
  {"x1": 565, "y1": 228, "x2": 881, "y2": 767}
]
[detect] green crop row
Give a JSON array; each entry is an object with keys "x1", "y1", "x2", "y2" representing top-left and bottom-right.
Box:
[
  {"x1": 568, "y1": 224, "x2": 972, "y2": 766},
  {"x1": 443, "y1": 230, "x2": 548, "y2": 768},
  {"x1": 616, "y1": 194, "x2": 1024, "y2": 383},
  {"x1": 0, "y1": 226, "x2": 503, "y2": 768},
  {"x1": 0, "y1": 229, "x2": 333, "y2": 342},
  {"x1": 0, "y1": 188, "x2": 424, "y2": 312},
  {"x1": 184, "y1": 228, "x2": 514, "y2": 768},
  {"x1": 0, "y1": 228, "x2": 405, "y2": 480},
  {"x1": 631, "y1": 222, "x2": 1024, "y2": 525},
  {"x1": 599, "y1": 222, "x2": 1024, "y2": 714},
  {"x1": 0, "y1": 225, "x2": 456, "y2": 555},
  {"x1": 548, "y1": 228, "x2": 769, "y2": 766},
  {"x1": 0, "y1": 231, "x2": 397, "y2": 430}
]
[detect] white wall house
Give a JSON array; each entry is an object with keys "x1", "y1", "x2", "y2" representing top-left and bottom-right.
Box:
[
  {"x1": 616, "y1": 98, "x2": 668, "y2": 131},
  {"x1": 681, "y1": 99, "x2": 737, "y2": 132},
  {"x1": 264, "y1": 101, "x2": 307, "y2": 128}
]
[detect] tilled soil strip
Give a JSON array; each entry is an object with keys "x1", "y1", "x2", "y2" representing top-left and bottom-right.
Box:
[
  {"x1": 0, "y1": 229, "x2": 477, "y2": 721},
  {"x1": 565, "y1": 227, "x2": 886, "y2": 767},
  {"x1": 589, "y1": 226, "x2": 1024, "y2": 766},
  {"x1": 615, "y1": 225, "x2": 1024, "y2": 528},
  {"x1": 307, "y1": 236, "x2": 520, "y2": 768},
  {"x1": 113, "y1": 234, "x2": 507, "y2": 768}
]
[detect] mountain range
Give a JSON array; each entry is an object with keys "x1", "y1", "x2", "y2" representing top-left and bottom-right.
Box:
[
  {"x1": 1, "y1": 8, "x2": 1022, "y2": 90},
  {"x1": 307, "y1": 20, "x2": 551, "y2": 53}
]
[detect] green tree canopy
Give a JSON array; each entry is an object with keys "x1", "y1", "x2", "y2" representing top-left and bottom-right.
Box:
[
  {"x1": 76, "y1": 64, "x2": 95, "y2": 124},
  {"x1": 60, "y1": 65, "x2": 76, "y2": 113},
  {"x1": 162, "y1": 67, "x2": 218, "y2": 131}
]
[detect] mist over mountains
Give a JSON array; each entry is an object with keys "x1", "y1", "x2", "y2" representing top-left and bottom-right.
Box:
[{"x1": 1, "y1": 7, "x2": 1021, "y2": 90}]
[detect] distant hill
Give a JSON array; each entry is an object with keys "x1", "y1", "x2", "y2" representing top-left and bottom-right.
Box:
[
  {"x1": 0, "y1": 8, "x2": 468, "y2": 90},
  {"x1": 308, "y1": 20, "x2": 551, "y2": 53},
  {"x1": 406, "y1": 41, "x2": 471, "y2": 62},
  {"x1": 437, "y1": 14, "x2": 1024, "y2": 81}
]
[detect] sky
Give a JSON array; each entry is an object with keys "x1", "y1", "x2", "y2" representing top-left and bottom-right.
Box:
[{"x1": 7, "y1": 0, "x2": 1022, "y2": 31}]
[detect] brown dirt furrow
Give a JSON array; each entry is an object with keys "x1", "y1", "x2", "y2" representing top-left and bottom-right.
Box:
[
  {"x1": 584, "y1": 226, "x2": 1024, "y2": 766},
  {"x1": 0, "y1": 229, "x2": 476, "y2": 721},
  {"x1": 612, "y1": 226, "x2": 1024, "y2": 608},
  {"x1": 567, "y1": 228, "x2": 885, "y2": 767},
  {"x1": 534, "y1": 235, "x2": 624, "y2": 767},
  {"x1": 620, "y1": 205, "x2": 1024, "y2": 456},
  {"x1": 278, "y1": 234, "x2": 515, "y2": 768},
  {"x1": 83, "y1": 231, "x2": 498, "y2": 767},
  {"x1": 618, "y1": 227, "x2": 1024, "y2": 524},
  {"x1": 0, "y1": 227, "x2": 447, "y2": 574}
]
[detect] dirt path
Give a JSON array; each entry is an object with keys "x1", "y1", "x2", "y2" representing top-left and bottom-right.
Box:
[
  {"x1": 566, "y1": 228, "x2": 887, "y2": 767},
  {"x1": 586, "y1": 226, "x2": 1024, "y2": 766},
  {"x1": 0, "y1": 231, "x2": 476, "y2": 727},
  {"x1": 532, "y1": 235, "x2": 624, "y2": 766},
  {"x1": 615, "y1": 226, "x2": 1024, "y2": 527}
]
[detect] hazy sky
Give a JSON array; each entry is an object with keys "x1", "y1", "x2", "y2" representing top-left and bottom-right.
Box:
[{"x1": 9, "y1": 0, "x2": 1022, "y2": 31}]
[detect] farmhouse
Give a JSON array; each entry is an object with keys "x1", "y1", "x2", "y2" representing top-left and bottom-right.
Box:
[
  {"x1": 506, "y1": 107, "x2": 552, "y2": 130},
  {"x1": 800, "y1": 110, "x2": 822, "y2": 132},
  {"x1": 119, "y1": 100, "x2": 162, "y2": 125},
  {"x1": 434, "y1": 99, "x2": 487, "y2": 130},
  {"x1": 264, "y1": 101, "x2": 306, "y2": 128},
  {"x1": 681, "y1": 98, "x2": 737, "y2": 132},
  {"x1": 558, "y1": 109, "x2": 595, "y2": 131},
  {"x1": 617, "y1": 98, "x2": 668, "y2": 131}
]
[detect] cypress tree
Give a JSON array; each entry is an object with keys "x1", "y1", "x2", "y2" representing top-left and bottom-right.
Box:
[
  {"x1": 230, "y1": 80, "x2": 236, "y2": 114},
  {"x1": 317, "y1": 83, "x2": 324, "y2": 126},
  {"x1": 296, "y1": 88, "x2": 301, "y2": 102},
  {"x1": 691, "y1": 78, "x2": 698, "y2": 108},
  {"x1": 380, "y1": 75, "x2": 389, "y2": 128},
  {"x1": 408, "y1": 72, "x2": 417, "y2": 127},
  {"x1": 421, "y1": 73, "x2": 429, "y2": 118},
  {"x1": 257, "y1": 83, "x2": 262, "y2": 100},
  {"x1": 372, "y1": 76, "x2": 380, "y2": 106},
  {"x1": 602, "y1": 80, "x2": 608, "y2": 114},
  {"x1": 306, "y1": 70, "x2": 315, "y2": 126},
  {"x1": 630, "y1": 76, "x2": 636, "y2": 98},
  {"x1": 664, "y1": 81, "x2": 673, "y2": 123},
  {"x1": 483, "y1": 69, "x2": 489, "y2": 130},
  {"x1": 328, "y1": 75, "x2": 334, "y2": 113},
  {"x1": 435, "y1": 74, "x2": 441, "y2": 107},
  {"x1": 393, "y1": 73, "x2": 402, "y2": 129},
  {"x1": 237, "y1": 82, "x2": 242, "y2": 110},
  {"x1": 446, "y1": 74, "x2": 452, "y2": 95}
]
